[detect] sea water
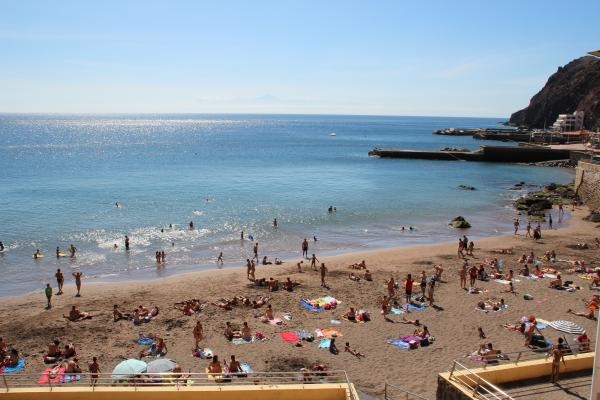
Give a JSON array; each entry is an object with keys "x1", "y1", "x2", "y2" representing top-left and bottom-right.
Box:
[{"x1": 0, "y1": 114, "x2": 574, "y2": 296}]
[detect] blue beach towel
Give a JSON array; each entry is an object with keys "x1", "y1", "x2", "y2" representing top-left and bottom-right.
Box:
[
  {"x1": 406, "y1": 304, "x2": 427, "y2": 311},
  {"x1": 387, "y1": 339, "x2": 410, "y2": 349},
  {"x1": 3, "y1": 359, "x2": 26, "y2": 373},
  {"x1": 62, "y1": 374, "x2": 81, "y2": 383},
  {"x1": 299, "y1": 299, "x2": 321, "y2": 312},
  {"x1": 240, "y1": 362, "x2": 253, "y2": 373},
  {"x1": 318, "y1": 339, "x2": 331, "y2": 349},
  {"x1": 137, "y1": 337, "x2": 154, "y2": 346}
]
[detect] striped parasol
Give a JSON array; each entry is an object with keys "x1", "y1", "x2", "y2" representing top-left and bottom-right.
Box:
[{"x1": 547, "y1": 320, "x2": 585, "y2": 335}]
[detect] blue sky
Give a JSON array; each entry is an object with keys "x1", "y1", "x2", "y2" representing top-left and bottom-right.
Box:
[{"x1": 1, "y1": 1, "x2": 599, "y2": 117}]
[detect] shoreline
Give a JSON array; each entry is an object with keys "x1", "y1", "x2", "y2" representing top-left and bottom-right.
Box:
[
  {"x1": 1, "y1": 207, "x2": 597, "y2": 398},
  {"x1": 3, "y1": 211, "x2": 574, "y2": 303}
]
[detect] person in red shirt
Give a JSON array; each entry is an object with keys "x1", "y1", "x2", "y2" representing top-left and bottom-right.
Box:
[{"x1": 405, "y1": 274, "x2": 414, "y2": 304}]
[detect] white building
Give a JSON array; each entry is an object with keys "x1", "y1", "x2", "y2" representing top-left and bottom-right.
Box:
[{"x1": 552, "y1": 110, "x2": 584, "y2": 132}]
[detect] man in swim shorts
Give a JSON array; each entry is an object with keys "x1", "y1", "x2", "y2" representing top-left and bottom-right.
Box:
[{"x1": 55, "y1": 269, "x2": 64, "y2": 295}]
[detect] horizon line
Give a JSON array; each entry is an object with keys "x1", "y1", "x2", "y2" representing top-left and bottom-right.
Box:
[{"x1": 0, "y1": 111, "x2": 508, "y2": 120}]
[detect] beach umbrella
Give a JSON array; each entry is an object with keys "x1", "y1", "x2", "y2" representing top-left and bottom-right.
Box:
[
  {"x1": 147, "y1": 359, "x2": 177, "y2": 374},
  {"x1": 111, "y1": 359, "x2": 148, "y2": 379},
  {"x1": 547, "y1": 320, "x2": 585, "y2": 335}
]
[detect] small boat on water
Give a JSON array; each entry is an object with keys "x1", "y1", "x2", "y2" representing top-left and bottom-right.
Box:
[{"x1": 329, "y1": 133, "x2": 337, "y2": 136}]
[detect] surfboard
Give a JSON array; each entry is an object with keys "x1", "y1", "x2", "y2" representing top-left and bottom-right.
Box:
[
  {"x1": 56, "y1": 252, "x2": 67, "y2": 257},
  {"x1": 32, "y1": 254, "x2": 44, "y2": 259}
]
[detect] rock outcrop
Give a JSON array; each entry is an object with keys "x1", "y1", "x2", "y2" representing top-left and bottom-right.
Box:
[
  {"x1": 449, "y1": 216, "x2": 471, "y2": 229},
  {"x1": 509, "y1": 56, "x2": 600, "y2": 130}
]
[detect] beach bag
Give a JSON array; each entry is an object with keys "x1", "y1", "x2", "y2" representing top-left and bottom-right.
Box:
[
  {"x1": 523, "y1": 294, "x2": 534, "y2": 300},
  {"x1": 409, "y1": 340, "x2": 418, "y2": 350},
  {"x1": 420, "y1": 338, "x2": 429, "y2": 347}
]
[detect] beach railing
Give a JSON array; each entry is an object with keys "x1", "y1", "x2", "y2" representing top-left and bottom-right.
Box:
[
  {"x1": 0, "y1": 369, "x2": 356, "y2": 394},
  {"x1": 448, "y1": 360, "x2": 513, "y2": 400},
  {"x1": 384, "y1": 381, "x2": 429, "y2": 400}
]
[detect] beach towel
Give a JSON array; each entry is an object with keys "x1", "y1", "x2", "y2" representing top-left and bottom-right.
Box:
[
  {"x1": 193, "y1": 348, "x2": 213, "y2": 359},
  {"x1": 389, "y1": 307, "x2": 406, "y2": 315},
  {"x1": 231, "y1": 336, "x2": 256, "y2": 345},
  {"x1": 266, "y1": 317, "x2": 283, "y2": 325},
  {"x1": 62, "y1": 374, "x2": 81, "y2": 383},
  {"x1": 3, "y1": 359, "x2": 26, "y2": 374},
  {"x1": 137, "y1": 336, "x2": 154, "y2": 346},
  {"x1": 543, "y1": 273, "x2": 557, "y2": 279},
  {"x1": 318, "y1": 328, "x2": 343, "y2": 338},
  {"x1": 280, "y1": 331, "x2": 300, "y2": 343},
  {"x1": 38, "y1": 366, "x2": 65, "y2": 385},
  {"x1": 299, "y1": 299, "x2": 321, "y2": 311},
  {"x1": 299, "y1": 297, "x2": 340, "y2": 312},
  {"x1": 493, "y1": 279, "x2": 511, "y2": 285},
  {"x1": 318, "y1": 339, "x2": 331, "y2": 349},
  {"x1": 387, "y1": 339, "x2": 410, "y2": 349},
  {"x1": 400, "y1": 335, "x2": 422, "y2": 343},
  {"x1": 405, "y1": 304, "x2": 427, "y2": 311},
  {"x1": 240, "y1": 362, "x2": 253, "y2": 373},
  {"x1": 464, "y1": 354, "x2": 485, "y2": 362}
]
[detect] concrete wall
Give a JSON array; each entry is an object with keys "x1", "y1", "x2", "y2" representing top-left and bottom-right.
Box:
[
  {"x1": 437, "y1": 352, "x2": 594, "y2": 400},
  {"x1": 0, "y1": 384, "x2": 351, "y2": 400},
  {"x1": 576, "y1": 161, "x2": 600, "y2": 211}
]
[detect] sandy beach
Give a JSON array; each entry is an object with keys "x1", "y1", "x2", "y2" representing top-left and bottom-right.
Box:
[{"x1": 1, "y1": 208, "x2": 599, "y2": 398}]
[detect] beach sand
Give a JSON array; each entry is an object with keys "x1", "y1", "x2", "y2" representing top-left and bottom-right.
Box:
[{"x1": 1, "y1": 208, "x2": 599, "y2": 398}]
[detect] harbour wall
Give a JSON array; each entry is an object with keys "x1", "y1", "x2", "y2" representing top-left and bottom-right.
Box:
[{"x1": 575, "y1": 160, "x2": 600, "y2": 211}]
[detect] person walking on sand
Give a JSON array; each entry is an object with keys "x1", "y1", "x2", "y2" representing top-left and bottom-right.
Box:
[
  {"x1": 513, "y1": 218, "x2": 519, "y2": 235},
  {"x1": 302, "y1": 238, "x2": 309, "y2": 259},
  {"x1": 310, "y1": 254, "x2": 319, "y2": 271},
  {"x1": 320, "y1": 263, "x2": 328, "y2": 288},
  {"x1": 55, "y1": 269, "x2": 64, "y2": 295},
  {"x1": 253, "y1": 242, "x2": 259, "y2": 261},
  {"x1": 72, "y1": 271, "x2": 83, "y2": 297},
  {"x1": 459, "y1": 263, "x2": 467, "y2": 289},
  {"x1": 45, "y1": 283, "x2": 53, "y2": 309},
  {"x1": 548, "y1": 213, "x2": 553, "y2": 229},
  {"x1": 88, "y1": 357, "x2": 100, "y2": 386},
  {"x1": 193, "y1": 321, "x2": 204, "y2": 349},
  {"x1": 551, "y1": 339, "x2": 566, "y2": 383}
]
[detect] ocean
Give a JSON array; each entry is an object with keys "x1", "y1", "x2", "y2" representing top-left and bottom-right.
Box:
[{"x1": 0, "y1": 114, "x2": 574, "y2": 296}]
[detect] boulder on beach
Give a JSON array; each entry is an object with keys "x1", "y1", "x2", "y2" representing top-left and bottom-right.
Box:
[{"x1": 449, "y1": 216, "x2": 471, "y2": 229}]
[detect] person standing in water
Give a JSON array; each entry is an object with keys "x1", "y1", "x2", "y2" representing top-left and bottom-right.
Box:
[
  {"x1": 273, "y1": 218, "x2": 278, "y2": 228},
  {"x1": 124, "y1": 235, "x2": 130, "y2": 251},
  {"x1": 69, "y1": 244, "x2": 77, "y2": 258}
]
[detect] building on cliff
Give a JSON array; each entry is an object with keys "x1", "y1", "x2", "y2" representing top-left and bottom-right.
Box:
[{"x1": 552, "y1": 110, "x2": 585, "y2": 132}]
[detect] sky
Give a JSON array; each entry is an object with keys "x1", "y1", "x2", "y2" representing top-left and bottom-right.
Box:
[{"x1": 1, "y1": 0, "x2": 599, "y2": 117}]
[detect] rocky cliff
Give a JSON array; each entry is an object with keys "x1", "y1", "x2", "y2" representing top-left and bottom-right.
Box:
[{"x1": 509, "y1": 56, "x2": 600, "y2": 130}]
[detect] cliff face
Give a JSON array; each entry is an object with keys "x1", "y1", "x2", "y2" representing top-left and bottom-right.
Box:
[{"x1": 509, "y1": 56, "x2": 600, "y2": 130}]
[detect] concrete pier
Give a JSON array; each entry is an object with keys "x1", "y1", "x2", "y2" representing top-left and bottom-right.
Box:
[{"x1": 368, "y1": 145, "x2": 572, "y2": 163}]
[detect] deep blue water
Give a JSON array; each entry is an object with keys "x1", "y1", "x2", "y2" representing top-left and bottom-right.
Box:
[{"x1": 0, "y1": 114, "x2": 573, "y2": 296}]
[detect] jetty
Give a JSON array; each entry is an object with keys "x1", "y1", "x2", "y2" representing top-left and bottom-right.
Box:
[
  {"x1": 368, "y1": 145, "x2": 572, "y2": 163},
  {"x1": 433, "y1": 127, "x2": 581, "y2": 144}
]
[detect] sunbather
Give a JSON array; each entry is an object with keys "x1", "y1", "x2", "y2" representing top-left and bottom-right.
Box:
[
  {"x1": 364, "y1": 270, "x2": 372, "y2": 281},
  {"x1": 400, "y1": 317, "x2": 420, "y2": 326},
  {"x1": 549, "y1": 274, "x2": 563, "y2": 288},
  {"x1": 113, "y1": 304, "x2": 132, "y2": 321},
  {"x1": 207, "y1": 355, "x2": 222, "y2": 374},
  {"x1": 414, "y1": 325, "x2": 430, "y2": 338},
  {"x1": 329, "y1": 338, "x2": 340, "y2": 355},
  {"x1": 63, "y1": 306, "x2": 92, "y2": 321},
  {"x1": 348, "y1": 272, "x2": 360, "y2": 282},
  {"x1": 260, "y1": 304, "x2": 275, "y2": 322},
  {"x1": 344, "y1": 342, "x2": 365, "y2": 358},
  {"x1": 65, "y1": 357, "x2": 82, "y2": 374},
  {"x1": 343, "y1": 307, "x2": 356, "y2": 321},
  {"x1": 140, "y1": 337, "x2": 167, "y2": 358}
]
